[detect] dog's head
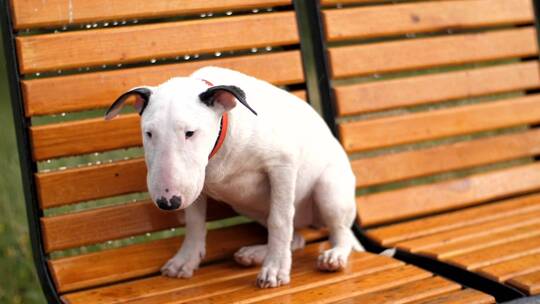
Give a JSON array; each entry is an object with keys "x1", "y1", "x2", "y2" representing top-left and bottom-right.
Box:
[{"x1": 105, "y1": 77, "x2": 256, "y2": 211}]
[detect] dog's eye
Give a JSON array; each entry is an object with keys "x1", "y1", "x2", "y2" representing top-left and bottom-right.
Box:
[
  {"x1": 185, "y1": 131, "x2": 195, "y2": 138},
  {"x1": 145, "y1": 131, "x2": 152, "y2": 138}
]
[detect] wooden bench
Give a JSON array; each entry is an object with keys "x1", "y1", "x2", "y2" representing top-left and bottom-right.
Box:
[
  {"x1": 319, "y1": 0, "x2": 540, "y2": 299},
  {"x1": 0, "y1": 0, "x2": 520, "y2": 303}
]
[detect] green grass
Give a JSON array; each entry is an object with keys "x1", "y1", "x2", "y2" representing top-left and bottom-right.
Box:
[{"x1": 0, "y1": 28, "x2": 46, "y2": 303}]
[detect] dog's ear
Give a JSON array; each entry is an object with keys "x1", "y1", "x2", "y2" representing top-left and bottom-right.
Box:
[
  {"x1": 105, "y1": 87, "x2": 153, "y2": 120},
  {"x1": 199, "y1": 85, "x2": 257, "y2": 115}
]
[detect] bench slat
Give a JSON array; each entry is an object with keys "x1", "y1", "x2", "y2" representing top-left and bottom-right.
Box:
[
  {"x1": 254, "y1": 266, "x2": 432, "y2": 304},
  {"x1": 16, "y1": 12, "x2": 299, "y2": 73},
  {"x1": 22, "y1": 51, "x2": 304, "y2": 117},
  {"x1": 324, "y1": 0, "x2": 532, "y2": 42},
  {"x1": 11, "y1": 0, "x2": 292, "y2": 29},
  {"x1": 331, "y1": 277, "x2": 460, "y2": 304},
  {"x1": 367, "y1": 192, "x2": 540, "y2": 246},
  {"x1": 335, "y1": 61, "x2": 540, "y2": 116},
  {"x1": 407, "y1": 289, "x2": 495, "y2": 304},
  {"x1": 353, "y1": 129, "x2": 540, "y2": 188},
  {"x1": 62, "y1": 249, "x2": 399, "y2": 304},
  {"x1": 418, "y1": 222, "x2": 540, "y2": 260},
  {"x1": 508, "y1": 270, "x2": 540, "y2": 295},
  {"x1": 478, "y1": 253, "x2": 540, "y2": 283},
  {"x1": 358, "y1": 163, "x2": 540, "y2": 227},
  {"x1": 447, "y1": 235, "x2": 540, "y2": 271},
  {"x1": 41, "y1": 200, "x2": 236, "y2": 252},
  {"x1": 31, "y1": 114, "x2": 141, "y2": 161},
  {"x1": 49, "y1": 223, "x2": 326, "y2": 293},
  {"x1": 36, "y1": 158, "x2": 146, "y2": 209},
  {"x1": 330, "y1": 27, "x2": 538, "y2": 79},
  {"x1": 396, "y1": 210, "x2": 540, "y2": 253},
  {"x1": 340, "y1": 94, "x2": 540, "y2": 153}
]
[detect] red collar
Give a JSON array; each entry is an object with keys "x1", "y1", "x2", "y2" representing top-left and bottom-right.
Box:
[{"x1": 202, "y1": 79, "x2": 229, "y2": 160}]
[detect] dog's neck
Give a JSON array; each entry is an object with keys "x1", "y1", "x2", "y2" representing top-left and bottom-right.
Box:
[{"x1": 208, "y1": 112, "x2": 228, "y2": 159}]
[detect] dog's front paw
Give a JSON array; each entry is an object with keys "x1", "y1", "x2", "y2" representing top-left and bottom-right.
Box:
[
  {"x1": 256, "y1": 254, "x2": 291, "y2": 288},
  {"x1": 161, "y1": 247, "x2": 205, "y2": 279}
]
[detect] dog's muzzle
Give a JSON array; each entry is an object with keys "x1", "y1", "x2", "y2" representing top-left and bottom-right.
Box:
[{"x1": 156, "y1": 196, "x2": 182, "y2": 211}]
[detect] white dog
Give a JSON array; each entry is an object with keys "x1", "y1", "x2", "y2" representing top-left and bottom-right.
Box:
[{"x1": 105, "y1": 67, "x2": 363, "y2": 288}]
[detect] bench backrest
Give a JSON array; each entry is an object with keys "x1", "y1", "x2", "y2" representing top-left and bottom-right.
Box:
[
  {"x1": 4, "y1": 0, "x2": 313, "y2": 296},
  {"x1": 320, "y1": 0, "x2": 540, "y2": 227}
]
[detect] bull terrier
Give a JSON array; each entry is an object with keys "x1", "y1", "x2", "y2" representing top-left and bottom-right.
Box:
[{"x1": 105, "y1": 66, "x2": 363, "y2": 288}]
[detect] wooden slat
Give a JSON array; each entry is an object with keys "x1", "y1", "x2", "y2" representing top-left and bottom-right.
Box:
[
  {"x1": 447, "y1": 235, "x2": 540, "y2": 270},
  {"x1": 396, "y1": 210, "x2": 540, "y2": 253},
  {"x1": 148, "y1": 253, "x2": 400, "y2": 304},
  {"x1": 353, "y1": 129, "x2": 540, "y2": 188},
  {"x1": 31, "y1": 114, "x2": 141, "y2": 161},
  {"x1": 407, "y1": 289, "x2": 495, "y2": 304},
  {"x1": 340, "y1": 94, "x2": 540, "y2": 153},
  {"x1": 335, "y1": 61, "x2": 540, "y2": 116},
  {"x1": 22, "y1": 51, "x2": 304, "y2": 116},
  {"x1": 478, "y1": 253, "x2": 540, "y2": 283},
  {"x1": 254, "y1": 266, "x2": 432, "y2": 304},
  {"x1": 508, "y1": 270, "x2": 540, "y2": 295},
  {"x1": 11, "y1": 0, "x2": 292, "y2": 29},
  {"x1": 367, "y1": 192, "x2": 540, "y2": 246},
  {"x1": 17, "y1": 12, "x2": 299, "y2": 73},
  {"x1": 324, "y1": 0, "x2": 532, "y2": 42},
  {"x1": 49, "y1": 223, "x2": 327, "y2": 293},
  {"x1": 417, "y1": 222, "x2": 540, "y2": 260},
  {"x1": 62, "y1": 249, "x2": 398, "y2": 304},
  {"x1": 60, "y1": 242, "x2": 342, "y2": 304},
  {"x1": 36, "y1": 158, "x2": 146, "y2": 208},
  {"x1": 358, "y1": 163, "x2": 540, "y2": 227},
  {"x1": 329, "y1": 27, "x2": 538, "y2": 79},
  {"x1": 331, "y1": 277, "x2": 460, "y2": 304},
  {"x1": 41, "y1": 200, "x2": 236, "y2": 252}
]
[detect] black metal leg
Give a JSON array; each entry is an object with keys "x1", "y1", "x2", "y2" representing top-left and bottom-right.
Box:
[
  {"x1": 293, "y1": 0, "x2": 338, "y2": 137},
  {"x1": 0, "y1": 1, "x2": 62, "y2": 303}
]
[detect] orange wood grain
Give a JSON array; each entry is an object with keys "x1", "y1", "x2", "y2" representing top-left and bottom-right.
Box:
[
  {"x1": 61, "y1": 247, "x2": 393, "y2": 304},
  {"x1": 331, "y1": 277, "x2": 460, "y2": 304},
  {"x1": 31, "y1": 114, "x2": 141, "y2": 161},
  {"x1": 447, "y1": 235, "x2": 540, "y2": 271},
  {"x1": 36, "y1": 158, "x2": 146, "y2": 208},
  {"x1": 11, "y1": 0, "x2": 292, "y2": 29},
  {"x1": 478, "y1": 253, "x2": 540, "y2": 283},
  {"x1": 367, "y1": 192, "x2": 540, "y2": 246},
  {"x1": 417, "y1": 222, "x2": 540, "y2": 260},
  {"x1": 396, "y1": 209, "x2": 540, "y2": 253},
  {"x1": 253, "y1": 266, "x2": 432, "y2": 304},
  {"x1": 49, "y1": 223, "x2": 327, "y2": 293},
  {"x1": 508, "y1": 270, "x2": 540, "y2": 295},
  {"x1": 358, "y1": 163, "x2": 540, "y2": 227},
  {"x1": 16, "y1": 12, "x2": 299, "y2": 73},
  {"x1": 407, "y1": 289, "x2": 495, "y2": 304},
  {"x1": 340, "y1": 94, "x2": 540, "y2": 153},
  {"x1": 335, "y1": 61, "x2": 540, "y2": 116},
  {"x1": 41, "y1": 200, "x2": 236, "y2": 252},
  {"x1": 329, "y1": 27, "x2": 538, "y2": 79},
  {"x1": 353, "y1": 129, "x2": 540, "y2": 188},
  {"x1": 22, "y1": 51, "x2": 304, "y2": 117},
  {"x1": 60, "y1": 242, "x2": 337, "y2": 303},
  {"x1": 324, "y1": 0, "x2": 532, "y2": 42}
]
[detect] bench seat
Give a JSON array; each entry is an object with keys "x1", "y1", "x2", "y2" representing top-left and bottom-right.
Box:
[
  {"x1": 367, "y1": 192, "x2": 540, "y2": 295},
  {"x1": 60, "y1": 226, "x2": 493, "y2": 304}
]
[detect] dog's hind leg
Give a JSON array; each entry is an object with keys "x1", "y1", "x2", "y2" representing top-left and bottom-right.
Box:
[
  {"x1": 234, "y1": 232, "x2": 305, "y2": 267},
  {"x1": 313, "y1": 164, "x2": 365, "y2": 272}
]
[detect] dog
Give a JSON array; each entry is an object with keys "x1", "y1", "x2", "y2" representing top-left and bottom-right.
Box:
[{"x1": 105, "y1": 66, "x2": 363, "y2": 288}]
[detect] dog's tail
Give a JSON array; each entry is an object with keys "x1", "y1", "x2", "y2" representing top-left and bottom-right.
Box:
[{"x1": 379, "y1": 248, "x2": 396, "y2": 257}]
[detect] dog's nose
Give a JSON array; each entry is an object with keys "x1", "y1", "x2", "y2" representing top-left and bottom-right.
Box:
[{"x1": 156, "y1": 196, "x2": 181, "y2": 211}]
